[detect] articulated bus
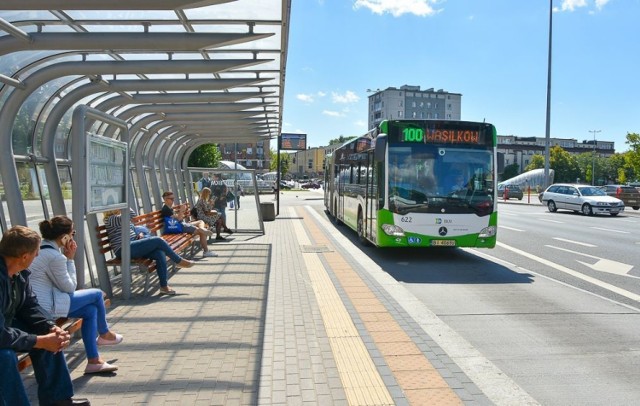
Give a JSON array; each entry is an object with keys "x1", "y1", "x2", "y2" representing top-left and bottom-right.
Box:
[{"x1": 324, "y1": 119, "x2": 497, "y2": 248}]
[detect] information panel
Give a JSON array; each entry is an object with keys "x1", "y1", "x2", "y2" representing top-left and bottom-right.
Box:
[
  {"x1": 87, "y1": 134, "x2": 128, "y2": 213},
  {"x1": 279, "y1": 133, "x2": 307, "y2": 151}
]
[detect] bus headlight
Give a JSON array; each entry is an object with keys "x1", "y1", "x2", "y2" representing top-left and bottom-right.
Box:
[
  {"x1": 382, "y1": 224, "x2": 405, "y2": 237},
  {"x1": 479, "y1": 226, "x2": 497, "y2": 238}
]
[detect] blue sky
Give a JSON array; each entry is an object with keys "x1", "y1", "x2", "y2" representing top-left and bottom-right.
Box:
[{"x1": 279, "y1": 0, "x2": 639, "y2": 152}]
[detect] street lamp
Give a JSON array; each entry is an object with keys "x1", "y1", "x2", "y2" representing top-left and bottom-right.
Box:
[{"x1": 589, "y1": 129, "x2": 601, "y2": 185}]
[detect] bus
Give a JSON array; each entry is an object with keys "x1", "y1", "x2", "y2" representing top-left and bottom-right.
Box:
[{"x1": 324, "y1": 119, "x2": 497, "y2": 248}]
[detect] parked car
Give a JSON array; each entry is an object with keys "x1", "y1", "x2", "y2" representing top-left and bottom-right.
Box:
[
  {"x1": 300, "y1": 181, "x2": 320, "y2": 189},
  {"x1": 540, "y1": 183, "x2": 624, "y2": 216},
  {"x1": 497, "y1": 184, "x2": 524, "y2": 200},
  {"x1": 601, "y1": 184, "x2": 640, "y2": 210}
]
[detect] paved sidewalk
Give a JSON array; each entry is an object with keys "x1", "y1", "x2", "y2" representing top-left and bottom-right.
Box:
[{"x1": 22, "y1": 192, "x2": 495, "y2": 405}]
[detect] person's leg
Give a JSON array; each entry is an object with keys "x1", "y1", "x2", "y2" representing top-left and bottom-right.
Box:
[
  {"x1": 130, "y1": 237, "x2": 183, "y2": 264},
  {"x1": 29, "y1": 348, "x2": 75, "y2": 405},
  {"x1": 0, "y1": 349, "x2": 30, "y2": 405},
  {"x1": 146, "y1": 248, "x2": 169, "y2": 288}
]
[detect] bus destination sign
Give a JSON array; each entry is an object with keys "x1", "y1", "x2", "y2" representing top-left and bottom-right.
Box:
[{"x1": 386, "y1": 120, "x2": 491, "y2": 146}]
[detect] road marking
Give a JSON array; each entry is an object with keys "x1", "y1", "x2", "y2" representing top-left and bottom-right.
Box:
[
  {"x1": 552, "y1": 237, "x2": 596, "y2": 247},
  {"x1": 537, "y1": 218, "x2": 564, "y2": 223},
  {"x1": 500, "y1": 226, "x2": 525, "y2": 232},
  {"x1": 590, "y1": 227, "x2": 629, "y2": 234},
  {"x1": 545, "y1": 245, "x2": 636, "y2": 277},
  {"x1": 498, "y1": 241, "x2": 640, "y2": 302}
]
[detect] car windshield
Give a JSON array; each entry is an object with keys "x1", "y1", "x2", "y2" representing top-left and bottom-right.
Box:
[{"x1": 578, "y1": 186, "x2": 606, "y2": 196}]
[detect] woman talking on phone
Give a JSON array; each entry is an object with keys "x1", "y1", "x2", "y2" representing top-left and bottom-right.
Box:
[{"x1": 29, "y1": 215, "x2": 123, "y2": 374}]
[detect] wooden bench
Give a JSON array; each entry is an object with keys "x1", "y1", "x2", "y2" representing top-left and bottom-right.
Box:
[
  {"x1": 94, "y1": 204, "x2": 198, "y2": 295},
  {"x1": 17, "y1": 298, "x2": 111, "y2": 372}
]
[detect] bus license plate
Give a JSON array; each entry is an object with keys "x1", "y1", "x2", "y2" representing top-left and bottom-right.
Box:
[{"x1": 431, "y1": 240, "x2": 455, "y2": 247}]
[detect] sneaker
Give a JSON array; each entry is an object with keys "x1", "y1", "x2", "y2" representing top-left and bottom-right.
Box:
[
  {"x1": 97, "y1": 333, "x2": 123, "y2": 346},
  {"x1": 224, "y1": 228, "x2": 234, "y2": 234},
  {"x1": 84, "y1": 361, "x2": 118, "y2": 374},
  {"x1": 215, "y1": 236, "x2": 226, "y2": 241},
  {"x1": 205, "y1": 229, "x2": 214, "y2": 237},
  {"x1": 202, "y1": 251, "x2": 218, "y2": 258}
]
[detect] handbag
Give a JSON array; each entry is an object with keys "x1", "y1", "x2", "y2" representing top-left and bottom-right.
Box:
[{"x1": 163, "y1": 216, "x2": 184, "y2": 234}]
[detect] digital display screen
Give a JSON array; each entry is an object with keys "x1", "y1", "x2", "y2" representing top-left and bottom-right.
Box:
[
  {"x1": 384, "y1": 120, "x2": 493, "y2": 147},
  {"x1": 280, "y1": 133, "x2": 307, "y2": 150}
]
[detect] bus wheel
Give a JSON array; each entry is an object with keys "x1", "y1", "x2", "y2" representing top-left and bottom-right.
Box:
[{"x1": 357, "y1": 211, "x2": 368, "y2": 245}]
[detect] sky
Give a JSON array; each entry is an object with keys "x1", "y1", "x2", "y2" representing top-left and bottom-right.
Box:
[{"x1": 279, "y1": 0, "x2": 639, "y2": 153}]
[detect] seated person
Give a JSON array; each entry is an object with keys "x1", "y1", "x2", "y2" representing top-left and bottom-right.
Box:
[
  {"x1": 1, "y1": 225, "x2": 91, "y2": 406},
  {"x1": 160, "y1": 191, "x2": 217, "y2": 258},
  {"x1": 195, "y1": 187, "x2": 226, "y2": 241},
  {"x1": 103, "y1": 209, "x2": 194, "y2": 296},
  {"x1": 29, "y1": 216, "x2": 122, "y2": 375}
]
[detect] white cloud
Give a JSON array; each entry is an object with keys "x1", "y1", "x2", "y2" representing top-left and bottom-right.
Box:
[
  {"x1": 296, "y1": 93, "x2": 314, "y2": 103},
  {"x1": 317, "y1": 91, "x2": 327, "y2": 97},
  {"x1": 354, "y1": 120, "x2": 367, "y2": 128},
  {"x1": 554, "y1": 0, "x2": 609, "y2": 12},
  {"x1": 323, "y1": 110, "x2": 344, "y2": 117},
  {"x1": 332, "y1": 90, "x2": 360, "y2": 104},
  {"x1": 353, "y1": 0, "x2": 439, "y2": 17}
]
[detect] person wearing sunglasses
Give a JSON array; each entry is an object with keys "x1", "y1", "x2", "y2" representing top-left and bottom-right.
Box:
[{"x1": 29, "y1": 216, "x2": 122, "y2": 375}]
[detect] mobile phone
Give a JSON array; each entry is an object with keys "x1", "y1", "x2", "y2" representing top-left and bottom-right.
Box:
[{"x1": 61, "y1": 234, "x2": 71, "y2": 246}]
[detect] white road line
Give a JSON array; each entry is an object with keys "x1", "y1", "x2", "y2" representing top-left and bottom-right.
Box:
[
  {"x1": 590, "y1": 226, "x2": 630, "y2": 234},
  {"x1": 497, "y1": 241, "x2": 640, "y2": 302},
  {"x1": 500, "y1": 226, "x2": 525, "y2": 232},
  {"x1": 537, "y1": 218, "x2": 564, "y2": 223},
  {"x1": 552, "y1": 237, "x2": 596, "y2": 247}
]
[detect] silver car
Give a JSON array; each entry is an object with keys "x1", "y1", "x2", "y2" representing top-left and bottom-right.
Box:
[{"x1": 541, "y1": 183, "x2": 625, "y2": 216}]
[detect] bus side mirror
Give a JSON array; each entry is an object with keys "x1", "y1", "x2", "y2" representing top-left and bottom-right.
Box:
[{"x1": 374, "y1": 135, "x2": 386, "y2": 162}]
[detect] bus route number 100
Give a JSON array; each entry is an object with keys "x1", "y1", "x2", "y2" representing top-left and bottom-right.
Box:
[{"x1": 402, "y1": 128, "x2": 424, "y2": 142}]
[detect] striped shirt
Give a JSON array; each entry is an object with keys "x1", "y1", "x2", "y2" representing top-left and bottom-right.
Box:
[{"x1": 105, "y1": 214, "x2": 137, "y2": 255}]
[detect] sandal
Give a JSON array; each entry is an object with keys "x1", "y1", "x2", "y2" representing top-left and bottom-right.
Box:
[{"x1": 159, "y1": 287, "x2": 176, "y2": 296}]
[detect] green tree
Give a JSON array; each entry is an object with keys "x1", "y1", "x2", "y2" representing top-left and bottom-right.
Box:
[
  {"x1": 550, "y1": 145, "x2": 580, "y2": 183},
  {"x1": 328, "y1": 135, "x2": 356, "y2": 145},
  {"x1": 625, "y1": 132, "x2": 640, "y2": 181},
  {"x1": 270, "y1": 149, "x2": 291, "y2": 176},
  {"x1": 501, "y1": 163, "x2": 520, "y2": 181},
  {"x1": 524, "y1": 154, "x2": 545, "y2": 171},
  {"x1": 187, "y1": 144, "x2": 222, "y2": 168}
]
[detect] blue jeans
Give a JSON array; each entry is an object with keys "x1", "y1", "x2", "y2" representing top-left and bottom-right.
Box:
[
  {"x1": 68, "y1": 288, "x2": 109, "y2": 359},
  {"x1": 1, "y1": 323, "x2": 74, "y2": 405},
  {"x1": 117, "y1": 236, "x2": 183, "y2": 288}
]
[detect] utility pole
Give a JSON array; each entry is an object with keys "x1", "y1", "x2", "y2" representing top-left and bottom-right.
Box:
[{"x1": 589, "y1": 129, "x2": 601, "y2": 185}]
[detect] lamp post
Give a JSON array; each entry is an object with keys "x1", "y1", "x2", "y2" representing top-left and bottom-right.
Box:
[
  {"x1": 589, "y1": 129, "x2": 601, "y2": 185},
  {"x1": 543, "y1": 0, "x2": 553, "y2": 188}
]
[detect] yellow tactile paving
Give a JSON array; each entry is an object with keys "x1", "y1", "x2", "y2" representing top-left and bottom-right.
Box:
[
  {"x1": 291, "y1": 208, "x2": 394, "y2": 406},
  {"x1": 297, "y1": 206, "x2": 464, "y2": 406}
]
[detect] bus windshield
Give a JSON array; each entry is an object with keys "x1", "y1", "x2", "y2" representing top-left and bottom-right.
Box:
[{"x1": 388, "y1": 144, "x2": 494, "y2": 216}]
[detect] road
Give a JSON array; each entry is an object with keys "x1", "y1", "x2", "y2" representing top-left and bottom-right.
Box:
[{"x1": 305, "y1": 195, "x2": 640, "y2": 406}]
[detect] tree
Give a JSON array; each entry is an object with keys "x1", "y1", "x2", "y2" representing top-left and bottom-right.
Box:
[
  {"x1": 625, "y1": 132, "x2": 640, "y2": 181},
  {"x1": 187, "y1": 144, "x2": 222, "y2": 168},
  {"x1": 501, "y1": 163, "x2": 520, "y2": 181},
  {"x1": 550, "y1": 145, "x2": 580, "y2": 183},
  {"x1": 524, "y1": 155, "x2": 545, "y2": 172},
  {"x1": 270, "y1": 149, "x2": 291, "y2": 176},
  {"x1": 328, "y1": 135, "x2": 356, "y2": 145}
]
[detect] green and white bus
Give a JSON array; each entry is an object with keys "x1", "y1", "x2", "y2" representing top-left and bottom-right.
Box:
[{"x1": 324, "y1": 119, "x2": 497, "y2": 248}]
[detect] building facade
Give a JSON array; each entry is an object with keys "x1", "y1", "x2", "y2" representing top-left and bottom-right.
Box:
[
  {"x1": 217, "y1": 139, "x2": 271, "y2": 173},
  {"x1": 367, "y1": 84, "x2": 462, "y2": 130},
  {"x1": 498, "y1": 135, "x2": 615, "y2": 172}
]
